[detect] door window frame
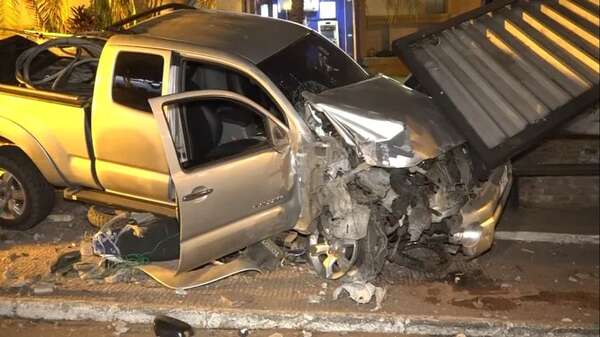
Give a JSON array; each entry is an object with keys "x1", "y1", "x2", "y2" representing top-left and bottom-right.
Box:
[
  {"x1": 149, "y1": 90, "x2": 290, "y2": 177},
  {"x1": 161, "y1": 94, "x2": 288, "y2": 172}
]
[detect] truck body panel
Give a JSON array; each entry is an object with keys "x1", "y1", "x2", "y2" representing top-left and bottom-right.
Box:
[{"x1": 90, "y1": 43, "x2": 174, "y2": 203}]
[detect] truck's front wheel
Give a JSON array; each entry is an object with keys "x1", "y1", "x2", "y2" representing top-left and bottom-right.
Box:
[{"x1": 0, "y1": 147, "x2": 55, "y2": 230}]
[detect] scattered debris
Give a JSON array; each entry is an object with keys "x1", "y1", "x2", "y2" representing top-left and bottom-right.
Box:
[
  {"x1": 92, "y1": 217, "x2": 179, "y2": 263},
  {"x1": 104, "y1": 268, "x2": 132, "y2": 284},
  {"x1": 575, "y1": 272, "x2": 592, "y2": 280},
  {"x1": 80, "y1": 240, "x2": 94, "y2": 256},
  {"x1": 302, "y1": 331, "x2": 313, "y2": 337},
  {"x1": 520, "y1": 248, "x2": 535, "y2": 254},
  {"x1": 32, "y1": 233, "x2": 44, "y2": 241},
  {"x1": 32, "y1": 282, "x2": 54, "y2": 295},
  {"x1": 50, "y1": 250, "x2": 81, "y2": 274},
  {"x1": 371, "y1": 286, "x2": 387, "y2": 312},
  {"x1": 46, "y1": 214, "x2": 75, "y2": 223},
  {"x1": 561, "y1": 317, "x2": 574, "y2": 323},
  {"x1": 333, "y1": 281, "x2": 386, "y2": 310},
  {"x1": 153, "y1": 316, "x2": 193, "y2": 337},
  {"x1": 568, "y1": 276, "x2": 579, "y2": 283},
  {"x1": 239, "y1": 328, "x2": 250, "y2": 337},
  {"x1": 112, "y1": 321, "x2": 129, "y2": 336},
  {"x1": 307, "y1": 294, "x2": 322, "y2": 304},
  {"x1": 175, "y1": 288, "x2": 188, "y2": 296}
]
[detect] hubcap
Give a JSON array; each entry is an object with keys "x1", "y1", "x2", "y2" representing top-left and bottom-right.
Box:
[
  {"x1": 308, "y1": 231, "x2": 359, "y2": 280},
  {"x1": 0, "y1": 169, "x2": 26, "y2": 220}
]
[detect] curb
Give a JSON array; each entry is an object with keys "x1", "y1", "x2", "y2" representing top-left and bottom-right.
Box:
[{"x1": 0, "y1": 296, "x2": 598, "y2": 336}]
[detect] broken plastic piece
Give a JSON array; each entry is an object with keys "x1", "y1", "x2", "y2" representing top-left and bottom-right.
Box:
[
  {"x1": 153, "y1": 315, "x2": 194, "y2": 337},
  {"x1": 333, "y1": 281, "x2": 385, "y2": 307},
  {"x1": 50, "y1": 250, "x2": 81, "y2": 274}
]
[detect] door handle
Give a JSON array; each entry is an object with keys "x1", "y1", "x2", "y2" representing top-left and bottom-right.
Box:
[{"x1": 182, "y1": 186, "x2": 213, "y2": 201}]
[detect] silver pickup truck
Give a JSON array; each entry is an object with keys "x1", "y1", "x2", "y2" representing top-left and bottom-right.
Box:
[{"x1": 0, "y1": 6, "x2": 512, "y2": 281}]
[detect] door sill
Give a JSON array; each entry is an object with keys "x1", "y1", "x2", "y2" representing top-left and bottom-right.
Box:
[{"x1": 63, "y1": 187, "x2": 177, "y2": 218}]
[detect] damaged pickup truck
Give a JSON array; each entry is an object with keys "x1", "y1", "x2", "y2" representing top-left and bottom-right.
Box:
[{"x1": 0, "y1": 5, "x2": 513, "y2": 283}]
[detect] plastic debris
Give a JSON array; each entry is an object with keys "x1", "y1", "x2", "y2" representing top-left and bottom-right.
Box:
[
  {"x1": 153, "y1": 316, "x2": 193, "y2": 337},
  {"x1": 47, "y1": 214, "x2": 75, "y2": 223},
  {"x1": 333, "y1": 281, "x2": 386, "y2": 310},
  {"x1": 32, "y1": 282, "x2": 54, "y2": 295},
  {"x1": 50, "y1": 250, "x2": 81, "y2": 274},
  {"x1": 112, "y1": 321, "x2": 129, "y2": 336}
]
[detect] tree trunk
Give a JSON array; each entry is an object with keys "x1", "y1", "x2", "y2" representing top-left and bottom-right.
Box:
[{"x1": 289, "y1": 0, "x2": 304, "y2": 23}]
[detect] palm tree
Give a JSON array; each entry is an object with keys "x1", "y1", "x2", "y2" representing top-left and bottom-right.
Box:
[
  {"x1": 1, "y1": 0, "x2": 216, "y2": 34},
  {"x1": 289, "y1": 0, "x2": 304, "y2": 23}
]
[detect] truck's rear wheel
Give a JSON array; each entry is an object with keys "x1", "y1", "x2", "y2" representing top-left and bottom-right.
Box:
[{"x1": 0, "y1": 147, "x2": 55, "y2": 230}]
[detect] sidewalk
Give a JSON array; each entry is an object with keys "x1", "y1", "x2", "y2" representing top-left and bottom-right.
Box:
[{"x1": 0, "y1": 201, "x2": 599, "y2": 336}]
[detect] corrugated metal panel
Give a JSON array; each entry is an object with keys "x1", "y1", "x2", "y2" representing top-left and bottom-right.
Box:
[{"x1": 394, "y1": 0, "x2": 599, "y2": 170}]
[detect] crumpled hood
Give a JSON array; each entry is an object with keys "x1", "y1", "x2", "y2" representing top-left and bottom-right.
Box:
[{"x1": 303, "y1": 75, "x2": 465, "y2": 168}]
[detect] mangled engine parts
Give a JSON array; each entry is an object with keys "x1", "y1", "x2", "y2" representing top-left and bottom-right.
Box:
[{"x1": 308, "y1": 144, "x2": 476, "y2": 281}]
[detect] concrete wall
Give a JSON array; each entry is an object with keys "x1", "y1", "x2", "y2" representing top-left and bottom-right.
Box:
[{"x1": 515, "y1": 138, "x2": 600, "y2": 209}]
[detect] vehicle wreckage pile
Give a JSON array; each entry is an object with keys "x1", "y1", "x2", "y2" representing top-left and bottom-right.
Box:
[{"x1": 302, "y1": 116, "x2": 475, "y2": 282}]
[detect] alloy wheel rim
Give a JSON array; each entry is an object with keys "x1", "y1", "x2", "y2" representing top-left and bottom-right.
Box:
[
  {"x1": 0, "y1": 169, "x2": 27, "y2": 220},
  {"x1": 308, "y1": 231, "x2": 359, "y2": 280}
]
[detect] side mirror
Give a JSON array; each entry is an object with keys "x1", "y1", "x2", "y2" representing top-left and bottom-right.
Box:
[
  {"x1": 267, "y1": 119, "x2": 290, "y2": 152},
  {"x1": 153, "y1": 315, "x2": 194, "y2": 337}
]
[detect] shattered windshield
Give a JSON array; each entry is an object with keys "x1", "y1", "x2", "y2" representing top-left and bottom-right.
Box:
[{"x1": 258, "y1": 33, "x2": 369, "y2": 110}]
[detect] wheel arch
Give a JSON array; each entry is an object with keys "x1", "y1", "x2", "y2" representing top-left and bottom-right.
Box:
[{"x1": 0, "y1": 117, "x2": 68, "y2": 187}]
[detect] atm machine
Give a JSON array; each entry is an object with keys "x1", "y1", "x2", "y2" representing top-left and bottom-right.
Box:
[
  {"x1": 317, "y1": 20, "x2": 339, "y2": 47},
  {"x1": 317, "y1": 1, "x2": 339, "y2": 47}
]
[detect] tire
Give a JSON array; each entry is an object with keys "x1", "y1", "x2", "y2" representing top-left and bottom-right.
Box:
[{"x1": 0, "y1": 146, "x2": 55, "y2": 230}]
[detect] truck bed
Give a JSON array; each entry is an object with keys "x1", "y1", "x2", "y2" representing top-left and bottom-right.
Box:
[
  {"x1": 0, "y1": 35, "x2": 100, "y2": 98},
  {"x1": 394, "y1": 0, "x2": 599, "y2": 170}
]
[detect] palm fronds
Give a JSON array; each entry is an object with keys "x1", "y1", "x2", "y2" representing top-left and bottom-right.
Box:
[{"x1": 37, "y1": 0, "x2": 65, "y2": 32}]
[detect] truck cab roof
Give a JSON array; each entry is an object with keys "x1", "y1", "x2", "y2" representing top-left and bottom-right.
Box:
[{"x1": 126, "y1": 9, "x2": 310, "y2": 64}]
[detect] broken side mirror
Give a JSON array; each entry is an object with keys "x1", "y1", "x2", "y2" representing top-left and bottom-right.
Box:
[{"x1": 153, "y1": 315, "x2": 194, "y2": 337}]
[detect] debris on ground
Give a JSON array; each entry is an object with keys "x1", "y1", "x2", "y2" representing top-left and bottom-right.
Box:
[
  {"x1": 32, "y1": 282, "x2": 54, "y2": 295},
  {"x1": 302, "y1": 331, "x2": 313, "y2": 337},
  {"x1": 307, "y1": 294, "x2": 323, "y2": 304},
  {"x1": 574, "y1": 272, "x2": 592, "y2": 280},
  {"x1": 46, "y1": 214, "x2": 75, "y2": 223},
  {"x1": 92, "y1": 216, "x2": 179, "y2": 263},
  {"x1": 333, "y1": 281, "x2": 386, "y2": 311},
  {"x1": 112, "y1": 321, "x2": 129, "y2": 336},
  {"x1": 153, "y1": 315, "x2": 193, "y2": 337},
  {"x1": 50, "y1": 250, "x2": 81, "y2": 274},
  {"x1": 521, "y1": 248, "x2": 535, "y2": 254},
  {"x1": 175, "y1": 288, "x2": 188, "y2": 296},
  {"x1": 104, "y1": 268, "x2": 133, "y2": 284}
]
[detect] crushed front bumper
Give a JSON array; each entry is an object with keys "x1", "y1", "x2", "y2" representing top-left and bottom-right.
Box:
[{"x1": 451, "y1": 164, "x2": 512, "y2": 256}]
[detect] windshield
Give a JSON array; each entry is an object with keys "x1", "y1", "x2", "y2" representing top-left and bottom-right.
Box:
[{"x1": 258, "y1": 33, "x2": 369, "y2": 109}]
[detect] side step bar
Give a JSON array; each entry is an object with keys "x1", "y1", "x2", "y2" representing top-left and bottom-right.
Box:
[{"x1": 64, "y1": 188, "x2": 177, "y2": 218}]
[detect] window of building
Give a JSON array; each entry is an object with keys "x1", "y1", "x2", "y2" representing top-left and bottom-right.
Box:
[{"x1": 112, "y1": 52, "x2": 164, "y2": 112}]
